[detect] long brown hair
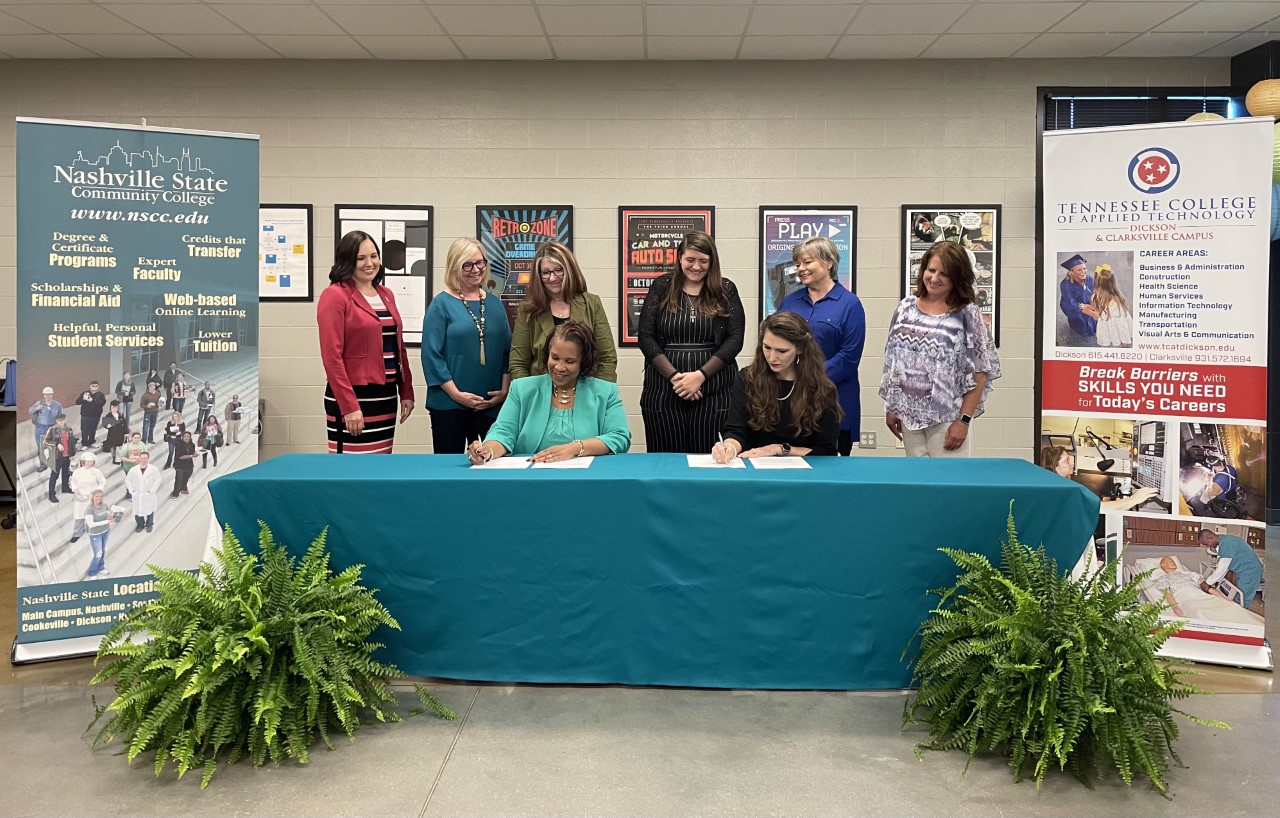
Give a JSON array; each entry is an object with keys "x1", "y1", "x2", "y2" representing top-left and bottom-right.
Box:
[
  {"x1": 744, "y1": 311, "x2": 841, "y2": 436},
  {"x1": 661, "y1": 230, "x2": 729, "y2": 317},
  {"x1": 913, "y1": 241, "x2": 976, "y2": 309},
  {"x1": 522, "y1": 241, "x2": 587, "y2": 317},
  {"x1": 545, "y1": 320, "x2": 598, "y2": 379}
]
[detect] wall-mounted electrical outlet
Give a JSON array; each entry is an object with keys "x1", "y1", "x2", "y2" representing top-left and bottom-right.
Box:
[{"x1": 859, "y1": 431, "x2": 876, "y2": 449}]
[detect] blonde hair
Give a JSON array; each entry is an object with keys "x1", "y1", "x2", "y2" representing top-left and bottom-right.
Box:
[
  {"x1": 443, "y1": 237, "x2": 485, "y2": 293},
  {"x1": 791, "y1": 236, "x2": 840, "y2": 275},
  {"x1": 1090, "y1": 264, "x2": 1129, "y2": 318}
]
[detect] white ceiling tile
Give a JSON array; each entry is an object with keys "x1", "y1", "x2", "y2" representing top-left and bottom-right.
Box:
[
  {"x1": 551, "y1": 35, "x2": 643, "y2": 58},
  {"x1": 61, "y1": 33, "x2": 189, "y2": 57},
  {"x1": 1106, "y1": 31, "x2": 1234, "y2": 56},
  {"x1": 0, "y1": 9, "x2": 41, "y2": 33},
  {"x1": 745, "y1": 5, "x2": 857, "y2": 36},
  {"x1": 203, "y1": 0, "x2": 310, "y2": 4},
  {"x1": 0, "y1": 34, "x2": 95, "y2": 57},
  {"x1": 830, "y1": 34, "x2": 936, "y2": 59},
  {"x1": 644, "y1": 0, "x2": 751, "y2": 4},
  {"x1": 922, "y1": 32, "x2": 1039, "y2": 58},
  {"x1": 645, "y1": 35, "x2": 741, "y2": 59},
  {"x1": 1, "y1": 4, "x2": 144, "y2": 33},
  {"x1": 1014, "y1": 31, "x2": 1140, "y2": 57},
  {"x1": 849, "y1": 4, "x2": 968, "y2": 35},
  {"x1": 158, "y1": 34, "x2": 282, "y2": 58},
  {"x1": 454, "y1": 35, "x2": 554, "y2": 59},
  {"x1": 951, "y1": 2, "x2": 1079, "y2": 34},
  {"x1": 1156, "y1": 2, "x2": 1279, "y2": 32},
  {"x1": 739, "y1": 35, "x2": 839, "y2": 59},
  {"x1": 92, "y1": 0, "x2": 202, "y2": 4},
  {"x1": 361, "y1": 35, "x2": 462, "y2": 59},
  {"x1": 214, "y1": 5, "x2": 345, "y2": 35},
  {"x1": 646, "y1": 5, "x2": 751, "y2": 36},
  {"x1": 313, "y1": 0, "x2": 422, "y2": 4},
  {"x1": 536, "y1": 0, "x2": 641, "y2": 4},
  {"x1": 102, "y1": 4, "x2": 246, "y2": 35},
  {"x1": 539, "y1": 5, "x2": 642, "y2": 35},
  {"x1": 324, "y1": 5, "x2": 444, "y2": 36},
  {"x1": 1194, "y1": 30, "x2": 1276, "y2": 58},
  {"x1": 433, "y1": 5, "x2": 544, "y2": 36},
  {"x1": 255, "y1": 34, "x2": 372, "y2": 58},
  {"x1": 1051, "y1": 2, "x2": 1191, "y2": 33}
]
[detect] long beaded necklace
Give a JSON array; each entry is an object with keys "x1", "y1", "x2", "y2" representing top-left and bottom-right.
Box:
[
  {"x1": 553, "y1": 383, "x2": 576, "y2": 405},
  {"x1": 459, "y1": 292, "x2": 487, "y2": 366}
]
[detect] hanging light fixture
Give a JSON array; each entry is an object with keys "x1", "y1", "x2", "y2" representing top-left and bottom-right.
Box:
[{"x1": 1245, "y1": 79, "x2": 1280, "y2": 118}]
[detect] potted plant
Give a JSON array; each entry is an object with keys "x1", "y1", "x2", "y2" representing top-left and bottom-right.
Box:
[
  {"x1": 903, "y1": 509, "x2": 1226, "y2": 796},
  {"x1": 87, "y1": 523, "x2": 456, "y2": 788}
]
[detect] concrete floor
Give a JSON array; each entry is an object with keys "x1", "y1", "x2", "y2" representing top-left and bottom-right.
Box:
[{"x1": 2, "y1": 523, "x2": 1275, "y2": 817}]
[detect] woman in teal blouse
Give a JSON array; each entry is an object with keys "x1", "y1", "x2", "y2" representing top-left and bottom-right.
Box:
[
  {"x1": 423, "y1": 237, "x2": 513, "y2": 453},
  {"x1": 467, "y1": 321, "x2": 630, "y2": 464}
]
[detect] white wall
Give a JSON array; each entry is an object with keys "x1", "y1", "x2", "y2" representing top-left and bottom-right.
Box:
[{"x1": 0, "y1": 57, "x2": 1229, "y2": 460}]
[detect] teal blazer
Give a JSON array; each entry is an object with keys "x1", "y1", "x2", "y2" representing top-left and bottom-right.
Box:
[{"x1": 486, "y1": 375, "x2": 631, "y2": 455}]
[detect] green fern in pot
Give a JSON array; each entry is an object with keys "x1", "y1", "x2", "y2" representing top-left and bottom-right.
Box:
[
  {"x1": 87, "y1": 523, "x2": 456, "y2": 788},
  {"x1": 903, "y1": 509, "x2": 1226, "y2": 796}
]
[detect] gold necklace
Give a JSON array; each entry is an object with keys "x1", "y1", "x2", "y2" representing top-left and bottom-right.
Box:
[{"x1": 553, "y1": 384, "x2": 576, "y2": 405}]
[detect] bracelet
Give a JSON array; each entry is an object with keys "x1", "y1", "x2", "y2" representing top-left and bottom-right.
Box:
[
  {"x1": 697, "y1": 367, "x2": 708, "y2": 380},
  {"x1": 725, "y1": 440, "x2": 740, "y2": 456},
  {"x1": 574, "y1": 439, "x2": 585, "y2": 457}
]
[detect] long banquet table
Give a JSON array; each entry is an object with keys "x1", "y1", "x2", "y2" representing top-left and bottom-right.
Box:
[{"x1": 209, "y1": 453, "x2": 1099, "y2": 689}]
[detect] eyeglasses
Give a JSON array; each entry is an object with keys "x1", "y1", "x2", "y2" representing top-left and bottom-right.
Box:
[
  {"x1": 461, "y1": 258, "x2": 488, "y2": 272},
  {"x1": 539, "y1": 268, "x2": 565, "y2": 279}
]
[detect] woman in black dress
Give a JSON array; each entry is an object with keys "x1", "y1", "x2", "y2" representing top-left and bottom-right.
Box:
[
  {"x1": 711, "y1": 311, "x2": 840, "y2": 462},
  {"x1": 637, "y1": 231, "x2": 745, "y2": 453}
]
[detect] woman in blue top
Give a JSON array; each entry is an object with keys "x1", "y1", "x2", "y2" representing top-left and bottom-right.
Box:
[
  {"x1": 778, "y1": 236, "x2": 865, "y2": 456},
  {"x1": 467, "y1": 321, "x2": 630, "y2": 465},
  {"x1": 423, "y1": 237, "x2": 512, "y2": 453}
]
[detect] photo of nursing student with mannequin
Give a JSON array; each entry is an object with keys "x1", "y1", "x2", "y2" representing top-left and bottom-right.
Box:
[
  {"x1": 880, "y1": 241, "x2": 1000, "y2": 457},
  {"x1": 711, "y1": 311, "x2": 840, "y2": 463},
  {"x1": 317, "y1": 230, "x2": 416, "y2": 454},
  {"x1": 467, "y1": 320, "x2": 630, "y2": 465},
  {"x1": 509, "y1": 241, "x2": 617, "y2": 383},
  {"x1": 638, "y1": 230, "x2": 745, "y2": 454},
  {"x1": 423, "y1": 237, "x2": 513, "y2": 454},
  {"x1": 777, "y1": 236, "x2": 865, "y2": 456}
]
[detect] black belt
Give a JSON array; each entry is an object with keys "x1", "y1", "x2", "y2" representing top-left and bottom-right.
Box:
[{"x1": 666, "y1": 343, "x2": 716, "y2": 350}]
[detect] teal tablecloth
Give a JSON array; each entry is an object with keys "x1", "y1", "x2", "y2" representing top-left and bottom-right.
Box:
[{"x1": 209, "y1": 454, "x2": 1099, "y2": 689}]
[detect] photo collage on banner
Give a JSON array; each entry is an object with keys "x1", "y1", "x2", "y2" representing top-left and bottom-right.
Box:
[
  {"x1": 617, "y1": 207, "x2": 714, "y2": 346},
  {"x1": 758, "y1": 207, "x2": 857, "y2": 322},
  {"x1": 902, "y1": 205, "x2": 1001, "y2": 344},
  {"x1": 334, "y1": 205, "x2": 432, "y2": 346},
  {"x1": 259, "y1": 203, "x2": 313, "y2": 302},
  {"x1": 14, "y1": 119, "x2": 259, "y2": 662},
  {"x1": 1041, "y1": 118, "x2": 1272, "y2": 669},
  {"x1": 476, "y1": 206, "x2": 574, "y2": 330}
]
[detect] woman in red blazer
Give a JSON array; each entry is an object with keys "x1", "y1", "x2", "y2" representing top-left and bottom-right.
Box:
[{"x1": 317, "y1": 231, "x2": 415, "y2": 453}]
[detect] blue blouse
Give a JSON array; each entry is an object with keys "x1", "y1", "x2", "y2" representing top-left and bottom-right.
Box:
[
  {"x1": 421, "y1": 293, "x2": 512, "y2": 416},
  {"x1": 779, "y1": 282, "x2": 865, "y2": 434}
]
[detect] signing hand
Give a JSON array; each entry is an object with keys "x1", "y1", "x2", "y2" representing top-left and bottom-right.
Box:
[
  {"x1": 531, "y1": 443, "x2": 579, "y2": 463},
  {"x1": 711, "y1": 440, "x2": 740, "y2": 464},
  {"x1": 944, "y1": 420, "x2": 969, "y2": 450},
  {"x1": 399, "y1": 400, "x2": 414, "y2": 424},
  {"x1": 466, "y1": 440, "x2": 494, "y2": 465},
  {"x1": 343, "y1": 409, "x2": 364, "y2": 436}
]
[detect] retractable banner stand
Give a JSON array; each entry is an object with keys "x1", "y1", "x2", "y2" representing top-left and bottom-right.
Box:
[
  {"x1": 1041, "y1": 118, "x2": 1272, "y2": 670},
  {"x1": 13, "y1": 119, "x2": 259, "y2": 663}
]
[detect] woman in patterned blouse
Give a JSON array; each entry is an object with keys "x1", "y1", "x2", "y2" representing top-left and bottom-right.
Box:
[{"x1": 879, "y1": 241, "x2": 1000, "y2": 457}]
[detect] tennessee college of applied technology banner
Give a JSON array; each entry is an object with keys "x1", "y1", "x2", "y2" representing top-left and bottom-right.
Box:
[
  {"x1": 1041, "y1": 118, "x2": 1271, "y2": 669},
  {"x1": 14, "y1": 119, "x2": 259, "y2": 662}
]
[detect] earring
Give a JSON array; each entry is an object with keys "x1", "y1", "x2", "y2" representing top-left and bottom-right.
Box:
[{"x1": 797, "y1": 354, "x2": 801, "y2": 361}]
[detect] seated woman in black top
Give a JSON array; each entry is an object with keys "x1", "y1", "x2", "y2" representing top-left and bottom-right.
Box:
[{"x1": 711, "y1": 310, "x2": 841, "y2": 462}]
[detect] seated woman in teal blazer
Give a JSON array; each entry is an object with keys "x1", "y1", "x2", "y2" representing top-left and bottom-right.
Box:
[{"x1": 467, "y1": 320, "x2": 631, "y2": 465}]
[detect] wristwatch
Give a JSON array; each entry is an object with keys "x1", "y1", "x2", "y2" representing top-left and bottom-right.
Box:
[
  {"x1": 959, "y1": 413, "x2": 973, "y2": 425},
  {"x1": 779, "y1": 442, "x2": 792, "y2": 456}
]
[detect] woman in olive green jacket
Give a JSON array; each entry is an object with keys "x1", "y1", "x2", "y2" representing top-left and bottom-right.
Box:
[{"x1": 509, "y1": 241, "x2": 618, "y2": 382}]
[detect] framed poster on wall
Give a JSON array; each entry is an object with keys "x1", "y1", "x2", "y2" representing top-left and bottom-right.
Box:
[
  {"x1": 476, "y1": 206, "x2": 573, "y2": 330},
  {"x1": 617, "y1": 206, "x2": 715, "y2": 347},
  {"x1": 334, "y1": 204, "x2": 433, "y2": 346},
  {"x1": 259, "y1": 204, "x2": 314, "y2": 302},
  {"x1": 759, "y1": 206, "x2": 857, "y2": 322},
  {"x1": 901, "y1": 205, "x2": 1001, "y2": 346}
]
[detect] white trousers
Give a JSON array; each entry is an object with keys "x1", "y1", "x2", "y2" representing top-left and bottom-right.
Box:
[{"x1": 902, "y1": 420, "x2": 972, "y2": 458}]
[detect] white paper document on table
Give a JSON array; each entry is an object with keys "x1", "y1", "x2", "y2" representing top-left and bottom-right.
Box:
[
  {"x1": 686, "y1": 454, "x2": 746, "y2": 468},
  {"x1": 470, "y1": 457, "x2": 532, "y2": 470},
  {"x1": 748, "y1": 457, "x2": 812, "y2": 470},
  {"x1": 532, "y1": 457, "x2": 594, "y2": 469}
]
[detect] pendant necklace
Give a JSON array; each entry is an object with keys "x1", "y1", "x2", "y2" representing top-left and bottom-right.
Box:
[
  {"x1": 461, "y1": 292, "x2": 487, "y2": 366},
  {"x1": 684, "y1": 292, "x2": 697, "y2": 323},
  {"x1": 553, "y1": 384, "x2": 576, "y2": 405}
]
